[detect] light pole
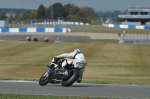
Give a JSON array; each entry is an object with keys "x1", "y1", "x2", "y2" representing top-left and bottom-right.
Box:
[
  {"x1": 123, "y1": 30, "x2": 126, "y2": 43},
  {"x1": 51, "y1": 2, "x2": 53, "y2": 22}
]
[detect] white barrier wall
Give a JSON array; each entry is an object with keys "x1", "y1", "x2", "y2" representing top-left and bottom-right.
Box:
[
  {"x1": 27, "y1": 28, "x2": 36, "y2": 32},
  {"x1": 120, "y1": 25, "x2": 128, "y2": 28},
  {"x1": 75, "y1": 22, "x2": 78, "y2": 25},
  {"x1": 136, "y1": 26, "x2": 145, "y2": 29},
  {"x1": 9, "y1": 28, "x2": 19, "y2": 32},
  {"x1": 80, "y1": 23, "x2": 84, "y2": 25},
  {"x1": 103, "y1": 23, "x2": 148, "y2": 30},
  {"x1": 45, "y1": 28, "x2": 54, "y2": 32},
  {"x1": 108, "y1": 24, "x2": 114, "y2": 27},
  {"x1": 0, "y1": 28, "x2": 71, "y2": 33},
  {"x1": 62, "y1": 28, "x2": 67, "y2": 33}
]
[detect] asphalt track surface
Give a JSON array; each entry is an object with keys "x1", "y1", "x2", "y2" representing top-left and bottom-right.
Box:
[
  {"x1": 0, "y1": 80, "x2": 150, "y2": 98},
  {"x1": 0, "y1": 32, "x2": 118, "y2": 40}
]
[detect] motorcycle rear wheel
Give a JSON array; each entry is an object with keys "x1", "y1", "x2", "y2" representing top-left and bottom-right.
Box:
[{"x1": 61, "y1": 69, "x2": 79, "y2": 87}]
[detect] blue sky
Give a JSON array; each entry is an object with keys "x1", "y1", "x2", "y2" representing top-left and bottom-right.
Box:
[{"x1": 0, "y1": 0, "x2": 150, "y2": 11}]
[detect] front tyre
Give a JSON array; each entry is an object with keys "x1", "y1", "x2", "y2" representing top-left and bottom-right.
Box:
[
  {"x1": 61, "y1": 69, "x2": 79, "y2": 87},
  {"x1": 39, "y1": 71, "x2": 49, "y2": 86}
]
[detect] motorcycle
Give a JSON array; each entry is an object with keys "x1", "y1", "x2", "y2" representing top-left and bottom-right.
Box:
[{"x1": 39, "y1": 57, "x2": 87, "y2": 87}]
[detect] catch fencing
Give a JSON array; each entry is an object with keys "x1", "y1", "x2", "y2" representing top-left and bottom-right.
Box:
[
  {"x1": 119, "y1": 33, "x2": 150, "y2": 45},
  {"x1": 11, "y1": 20, "x2": 89, "y2": 28}
]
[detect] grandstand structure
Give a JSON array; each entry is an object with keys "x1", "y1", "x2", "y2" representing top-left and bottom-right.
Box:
[{"x1": 118, "y1": 7, "x2": 150, "y2": 25}]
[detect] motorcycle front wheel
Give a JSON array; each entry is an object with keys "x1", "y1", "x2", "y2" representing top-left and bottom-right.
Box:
[{"x1": 39, "y1": 71, "x2": 49, "y2": 86}]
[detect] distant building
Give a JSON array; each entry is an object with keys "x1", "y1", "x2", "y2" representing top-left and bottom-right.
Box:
[
  {"x1": 0, "y1": 20, "x2": 9, "y2": 28},
  {"x1": 118, "y1": 7, "x2": 150, "y2": 25}
]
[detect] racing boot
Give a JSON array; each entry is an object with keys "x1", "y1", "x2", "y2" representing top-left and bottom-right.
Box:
[
  {"x1": 77, "y1": 71, "x2": 83, "y2": 83},
  {"x1": 77, "y1": 77, "x2": 82, "y2": 83}
]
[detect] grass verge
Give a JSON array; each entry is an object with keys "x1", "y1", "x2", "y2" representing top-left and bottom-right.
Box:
[
  {"x1": 0, "y1": 40, "x2": 150, "y2": 85},
  {"x1": 0, "y1": 94, "x2": 130, "y2": 99}
]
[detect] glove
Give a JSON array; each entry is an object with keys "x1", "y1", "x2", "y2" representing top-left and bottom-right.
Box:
[{"x1": 54, "y1": 56, "x2": 60, "y2": 62}]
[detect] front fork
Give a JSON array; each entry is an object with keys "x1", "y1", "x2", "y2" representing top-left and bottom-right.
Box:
[
  {"x1": 48, "y1": 64, "x2": 54, "y2": 72},
  {"x1": 42, "y1": 65, "x2": 54, "y2": 78}
]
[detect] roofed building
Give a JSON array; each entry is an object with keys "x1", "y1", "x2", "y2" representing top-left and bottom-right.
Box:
[{"x1": 118, "y1": 7, "x2": 150, "y2": 25}]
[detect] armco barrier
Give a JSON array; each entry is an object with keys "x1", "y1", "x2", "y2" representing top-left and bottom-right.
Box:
[
  {"x1": 103, "y1": 24, "x2": 150, "y2": 30},
  {"x1": 0, "y1": 28, "x2": 70, "y2": 33}
]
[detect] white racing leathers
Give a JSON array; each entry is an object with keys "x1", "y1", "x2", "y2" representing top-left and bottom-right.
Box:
[{"x1": 51, "y1": 52, "x2": 87, "y2": 79}]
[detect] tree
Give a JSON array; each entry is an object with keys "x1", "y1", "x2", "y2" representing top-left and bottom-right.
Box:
[
  {"x1": 46, "y1": 3, "x2": 53, "y2": 20},
  {"x1": 80, "y1": 6, "x2": 97, "y2": 23},
  {"x1": 46, "y1": 2, "x2": 66, "y2": 20},
  {"x1": 22, "y1": 10, "x2": 31, "y2": 20},
  {"x1": 15, "y1": 13, "x2": 23, "y2": 21},
  {"x1": 67, "y1": 15, "x2": 81, "y2": 21},
  {"x1": 29, "y1": 11, "x2": 37, "y2": 19},
  {"x1": 64, "y1": 3, "x2": 75, "y2": 20},
  {"x1": 52, "y1": 3, "x2": 65, "y2": 20},
  {"x1": 67, "y1": 5, "x2": 82, "y2": 22},
  {"x1": 69, "y1": 5, "x2": 81, "y2": 16},
  {"x1": 97, "y1": 10, "x2": 123, "y2": 22},
  {"x1": 80, "y1": 6, "x2": 96, "y2": 18},
  {"x1": 0, "y1": 12, "x2": 7, "y2": 20},
  {"x1": 37, "y1": 4, "x2": 46, "y2": 19}
]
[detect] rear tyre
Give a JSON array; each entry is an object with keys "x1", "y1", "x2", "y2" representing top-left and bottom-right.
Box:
[
  {"x1": 39, "y1": 71, "x2": 49, "y2": 86},
  {"x1": 61, "y1": 69, "x2": 79, "y2": 87}
]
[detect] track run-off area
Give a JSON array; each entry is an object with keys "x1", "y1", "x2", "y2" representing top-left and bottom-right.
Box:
[{"x1": 0, "y1": 80, "x2": 150, "y2": 98}]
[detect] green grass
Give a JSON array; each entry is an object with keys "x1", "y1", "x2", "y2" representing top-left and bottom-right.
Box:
[
  {"x1": 0, "y1": 40, "x2": 150, "y2": 85},
  {"x1": 69, "y1": 24, "x2": 150, "y2": 34},
  {"x1": 0, "y1": 94, "x2": 128, "y2": 99}
]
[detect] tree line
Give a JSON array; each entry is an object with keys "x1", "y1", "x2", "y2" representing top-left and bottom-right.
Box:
[
  {"x1": 0, "y1": 2, "x2": 124, "y2": 24},
  {"x1": 14, "y1": 3, "x2": 97, "y2": 23}
]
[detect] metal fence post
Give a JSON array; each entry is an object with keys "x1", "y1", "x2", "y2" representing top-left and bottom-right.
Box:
[
  {"x1": 123, "y1": 31, "x2": 125, "y2": 43},
  {"x1": 31, "y1": 20, "x2": 32, "y2": 27},
  {"x1": 22, "y1": 20, "x2": 23, "y2": 27}
]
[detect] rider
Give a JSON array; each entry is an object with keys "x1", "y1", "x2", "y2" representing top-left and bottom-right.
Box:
[{"x1": 50, "y1": 49, "x2": 87, "y2": 83}]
